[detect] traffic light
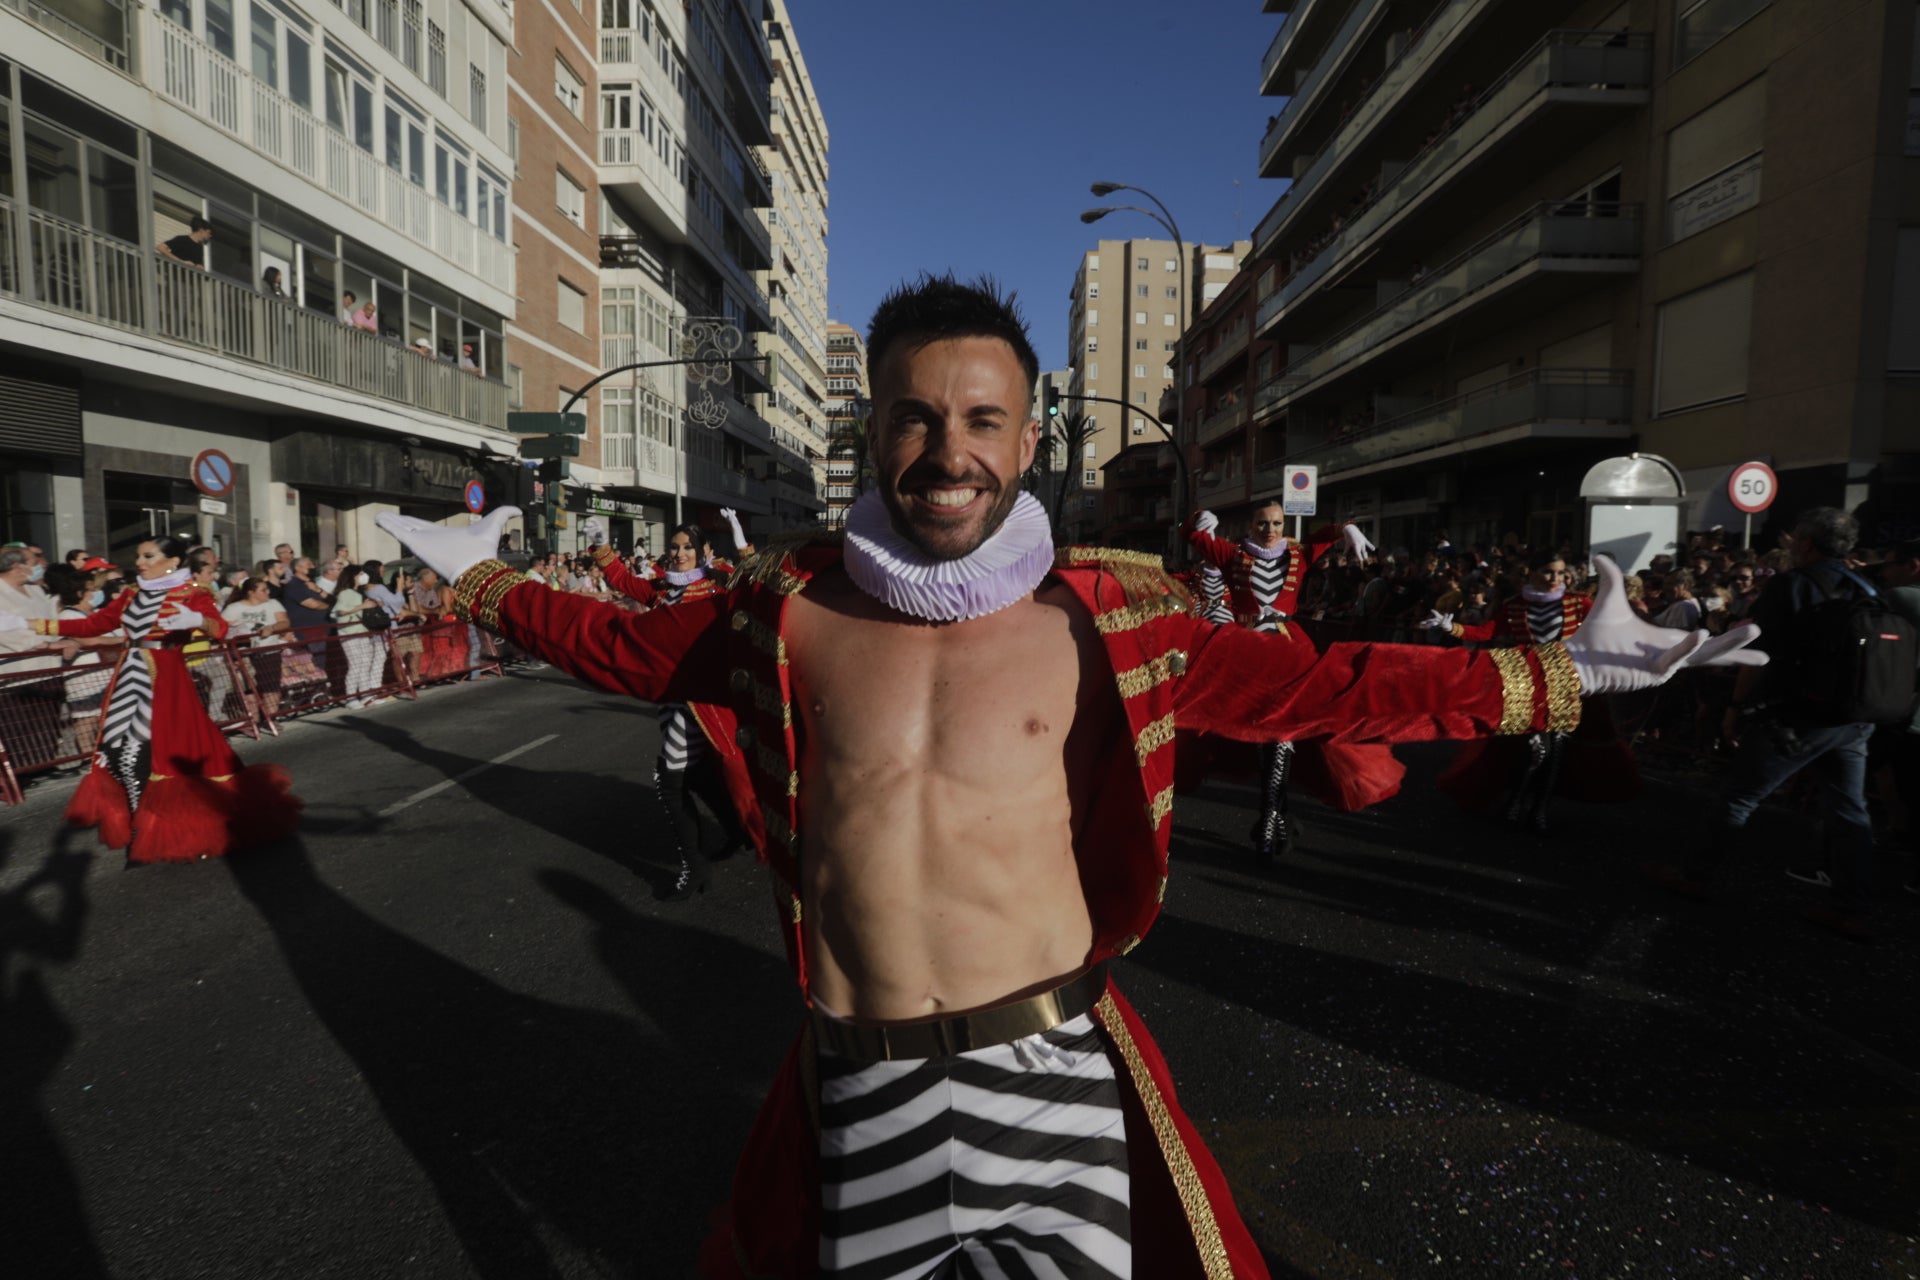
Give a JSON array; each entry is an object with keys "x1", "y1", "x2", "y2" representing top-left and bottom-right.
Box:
[{"x1": 1044, "y1": 383, "x2": 1061, "y2": 419}]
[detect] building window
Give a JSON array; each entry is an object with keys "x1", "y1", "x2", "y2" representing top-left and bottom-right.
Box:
[
  {"x1": 401, "y1": 0, "x2": 421, "y2": 71},
  {"x1": 1134, "y1": 338, "x2": 1147, "y2": 351},
  {"x1": 1087, "y1": 282, "x2": 1099, "y2": 299},
  {"x1": 558, "y1": 278, "x2": 587, "y2": 331},
  {"x1": 1654, "y1": 272, "x2": 1754, "y2": 414},
  {"x1": 1132, "y1": 417, "x2": 1146, "y2": 435},
  {"x1": 1165, "y1": 286, "x2": 1179, "y2": 299},
  {"x1": 557, "y1": 168, "x2": 585, "y2": 226},
  {"x1": 1674, "y1": 0, "x2": 1770, "y2": 67},
  {"x1": 1165, "y1": 259, "x2": 1177, "y2": 272},
  {"x1": 1086, "y1": 336, "x2": 1097, "y2": 352},
  {"x1": 1136, "y1": 284, "x2": 1149, "y2": 297},
  {"x1": 1083, "y1": 470, "x2": 1099, "y2": 485},
  {"x1": 1134, "y1": 364, "x2": 1146, "y2": 377},
  {"x1": 1164, "y1": 341, "x2": 1176, "y2": 353},
  {"x1": 1087, "y1": 362, "x2": 1099, "y2": 379},
  {"x1": 427, "y1": 21, "x2": 446, "y2": 96},
  {"x1": 1136, "y1": 256, "x2": 1148, "y2": 270},
  {"x1": 1163, "y1": 314, "x2": 1176, "y2": 326},
  {"x1": 1084, "y1": 441, "x2": 1097, "y2": 459},
  {"x1": 1087, "y1": 254, "x2": 1099, "y2": 270},
  {"x1": 506, "y1": 363, "x2": 523, "y2": 407},
  {"x1": 1134, "y1": 311, "x2": 1147, "y2": 325},
  {"x1": 507, "y1": 118, "x2": 520, "y2": 176},
  {"x1": 1087, "y1": 309, "x2": 1098, "y2": 326},
  {"x1": 556, "y1": 57, "x2": 585, "y2": 117},
  {"x1": 1666, "y1": 78, "x2": 1766, "y2": 243},
  {"x1": 1135, "y1": 391, "x2": 1147, "y2": 404},
  {"x1": 374, "y1": 0, "x2": 397, "y2": 51},
  {"x1": 469, "y1": 65, "x2": 486, "y2": 125}
]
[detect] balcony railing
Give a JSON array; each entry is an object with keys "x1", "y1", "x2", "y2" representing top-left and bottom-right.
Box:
[
  {"x1": 1196, "y1": 400, "x2": 1250, "y2": 448},
  {"x1": 599, "y1": 29, "x2": 635, "y2": 63},
  {"x1": 1273, "y1": 203, "x2": 1642, "y2": 405},
  {"x1": 1257, "y1": 31, "x2": 1654, "y2": 333},
  {"x1": 1195, "y1": 470, "x2": 1248, "y2": 507},
  {"x1": 1253, "y1": 372, "x2": 1306, "y2": 420},
  {"x1": 2, "y1": 0, "x2": 134, "y2": 71},
  {"x1": 149, "y1": 15, "x2": 511, "y2": 295},
  {"x1": 1260, "y1": 0, "x2": 1324, "y2": 91},
  {"x1": 687, "y1": 455, "x2": 770, "y2": 509},
  {"x1": 1269, "y1": 369, "x2": 1632, "y2": 482},
  {"x1": 1259, "y1": 0, "x2": 1388, "y2": 176},
  {"x1": 1197, "y1": 324, "x2": 1250, "y2": 382},
  {"x1": 0, "y1": 201, "x2": 505, "y2": 430}
]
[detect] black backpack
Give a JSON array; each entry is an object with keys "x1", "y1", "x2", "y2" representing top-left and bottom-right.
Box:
[{"x1": 1796, "y1": 566, "x2": 1918, "y2": 725}]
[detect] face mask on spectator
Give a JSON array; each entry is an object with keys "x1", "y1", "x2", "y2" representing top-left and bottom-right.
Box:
[
  {"x1": 88, "y1": 589, "x2": 105, "y2": 607},
  {"x1": 354, "y1": 572, "x2": 369, "y2": 587},
  {"x1": 28, "y1": 564, "x2": 44, "y2": 583}
]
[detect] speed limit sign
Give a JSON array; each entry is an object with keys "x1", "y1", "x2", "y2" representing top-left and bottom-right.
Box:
[{"x1": 1728, "y1": 461, "x2": 1777, "y2": 514}]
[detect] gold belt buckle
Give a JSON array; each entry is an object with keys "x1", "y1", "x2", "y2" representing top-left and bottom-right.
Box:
[{"x1": 812, "y1": 962, "x2": 1109, "y2": 1062}]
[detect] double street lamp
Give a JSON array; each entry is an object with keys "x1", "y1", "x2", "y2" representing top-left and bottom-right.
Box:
[{"x1": 1080, "y1": 181, "x2": 1190, "y2": 532}]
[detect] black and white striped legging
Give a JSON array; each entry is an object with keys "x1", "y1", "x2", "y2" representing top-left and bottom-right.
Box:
[
  {"x1": 657, "y1": 703, "x2": 705, "y2": 773},
  {"x1": 817, "y1": 1012, "x2": 1131, "y2": 1279}
]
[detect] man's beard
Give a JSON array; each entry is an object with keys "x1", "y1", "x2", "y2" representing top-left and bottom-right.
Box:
[{"x1": 881, "y1": 474, "x2": 1021, "y2": 562}]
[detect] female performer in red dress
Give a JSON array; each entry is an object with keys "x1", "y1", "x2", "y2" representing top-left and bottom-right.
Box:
[
  {"x1": 589, "y1": 520, "x2": 748, "y2": 898},
  {"x1": 17, "y1": 535, "x2": 300, "y2": 862},
  {"x1": 1185, "y1": 500, "x2": 1394, "y2": 859}
]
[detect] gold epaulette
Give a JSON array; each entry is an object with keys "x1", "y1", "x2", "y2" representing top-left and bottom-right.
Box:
[
  {"x1": 1053, "y1": 545, "x2": 1191, "y2": 611},
  {"x1": 732, "y1": 528, "x2": 844, "y2": 593}
]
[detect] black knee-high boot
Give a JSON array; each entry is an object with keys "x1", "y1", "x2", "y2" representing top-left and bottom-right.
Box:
[
  {"x1": 686, "y1": 757, "x2": 748, "y2": 859},
  {"x1": 655, "y1": 766, "x2": 711, "y2": 900},
  {"x1": 1529, "y1": 733, "x2": 1568, "y2": 835},
  {"x1": 1507, "y1": 733, "x2": 1550, "y2": 825},
  {"x1": 1251, "y1": 740, "x2": 1295, "y2": 863}
]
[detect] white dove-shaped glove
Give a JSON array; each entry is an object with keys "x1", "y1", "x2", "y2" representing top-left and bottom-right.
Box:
[
  {"x1": 157, "y1": 611, "x2": 204, "y2": 632},
  {"x1": 580, "y1": 516, "x2": 607, "y2": 547},
  {"x1": 1562, "y1": 555, "x2": 1767, "y2": 696},
  {"x1": 720, "y1": 507, "x2": 747, "y2": 549},
  {"x1": 1192, "y1": 510, "x2": 1219, "y2": 535},
  {"x1": 1342, "y1": 523, "x2": 1375, "y2": 561},
  {"x1": 1418, "y1": 610, "x2": 1453, "y2": 632},
  {"x1": 376, "y1": 507, "x2": 521, "y2": 585}
]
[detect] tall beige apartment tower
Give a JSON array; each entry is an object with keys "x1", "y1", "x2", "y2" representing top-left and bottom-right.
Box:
[
  {"x1": 1064, "y1": 237, "x2": 1248, "y2": 543},
  {"x1": 823, "y1": 320, "x2": 869, "y2": 529},
  {"x1": 758, "y1": 0, "x2": 832, "y2": 530},
  {"x1": 1234, "y1": 0, "x2": 1920, "y2": 551}
]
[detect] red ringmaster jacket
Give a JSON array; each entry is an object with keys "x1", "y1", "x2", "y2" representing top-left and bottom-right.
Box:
[
  {"x1": 1183, "y1": 520, "x2": 1344, "y2": 628},
  {"x1": 450, "y1": 537, "x2": 1582, "y2": 1279},
  {"x1": 1452, "y1": 593, "x2": 1593, "y2": 645}
]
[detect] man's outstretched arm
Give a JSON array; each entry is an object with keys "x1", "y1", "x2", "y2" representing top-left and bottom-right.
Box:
[{"x1": 379, "y1": 509, "x2": 725, "y2": 704}]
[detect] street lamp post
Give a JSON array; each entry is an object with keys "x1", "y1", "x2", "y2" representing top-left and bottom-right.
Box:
[{"x1": 1082, "y1": 182, "x2": 1190, "y2": 532}]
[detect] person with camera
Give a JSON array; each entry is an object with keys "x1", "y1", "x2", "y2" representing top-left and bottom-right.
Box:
[{"x1": 1647, "y1": 508, "x2": 1917, "y2": 938}]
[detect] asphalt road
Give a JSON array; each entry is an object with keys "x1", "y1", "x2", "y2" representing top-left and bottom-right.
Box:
[{"x1": 1, "y1": 666, "x2": 1916, "y2": 1279}]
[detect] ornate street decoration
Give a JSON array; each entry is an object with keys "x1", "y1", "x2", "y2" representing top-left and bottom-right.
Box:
[{"x1": 683, "y1": 318, "x2": 743, "y2": 431}]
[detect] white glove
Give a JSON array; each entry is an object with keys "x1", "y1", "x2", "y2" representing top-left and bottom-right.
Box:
[
  {"x1": 721, "y1": 507, "x2": 747, "y2": 548},
  {"x1": 1563, "y1": 556, "x2": 1767, "y2": 696},
  {"x1": 1418, "y1": 610, "x2": 1453, "y2": 632},
  {"x1": 158, "y1": 611, "x2": 204, "y2": 632},
  {"x1": 641, "y1": 560, "x2": 661, "y2": 580},
  {"x1": 580, "y1": 516, "x2": 607, "y2": 547},
  {"x1": 376, "y1": 507, "x2": 522, "y2": 584},
  {"x1": 1193, "y1": 510, "x2": 1219, "y2": 535},
  {"x1": 1342, "y1": 523, "x2": 1375, "y2": 561},
  {"x1": 0, "y1": 613, "x2": 27, "y2": 634}
]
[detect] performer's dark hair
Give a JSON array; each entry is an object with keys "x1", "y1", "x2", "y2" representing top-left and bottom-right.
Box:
[
  {"x1": 866, "y1": 273, "x2": 1039, "y2": 397},
  {"x1": 667, "y1": 523, "x2": 710, "y2": 552},
  {"x1": 146, "y1": 534, "x2": 191, "y2": 565},
  {"x1": 1526, "y1": 546, "x2": 1567, "y2": 572}
]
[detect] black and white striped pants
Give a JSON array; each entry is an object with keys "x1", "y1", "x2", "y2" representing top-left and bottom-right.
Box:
[{"x1": 817, "y1": 1012, "x2": 1131, "y2": 1278}]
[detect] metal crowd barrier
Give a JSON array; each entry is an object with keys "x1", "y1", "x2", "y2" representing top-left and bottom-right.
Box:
[{"x1": 0, "y1": 617, "x2": 511, "y2": 806}]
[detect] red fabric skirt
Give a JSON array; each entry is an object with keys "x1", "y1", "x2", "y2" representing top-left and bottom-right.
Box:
[
  {"x1": 1174, "y1": 731, "x2": 1405, "y2": 812},
  {"x1": 67, "y1": 649, "x2": 302, "y2": 863}
]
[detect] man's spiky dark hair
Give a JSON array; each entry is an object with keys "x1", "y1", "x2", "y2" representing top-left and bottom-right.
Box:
[{"x1": 866, "y1": 273, "x2": 1039, "y2": 397}]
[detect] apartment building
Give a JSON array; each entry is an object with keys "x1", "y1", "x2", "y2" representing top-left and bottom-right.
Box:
[
  {"x1": 1062, "y1": 236, "x2": 1246, "y2": 543},
  {"x1": 1183, "y1": 259, "x2": 1280, "y2": 530},
  {"x1": 1, "y1": 0, "x2": 517, "y2": 563},
  {"x1": 503, "y1": 0, "x2": 601, "y2": 549},
  {"x1": 591, "y1": 0, "x2": 808, "y2": 552},
  {"x1": 1240, "y1": 0, "x2": 1920, "y2": 552},
  {"x1": 758, "y1": 0, "x2": 830, "y2": 530},
  {"x1": 822, "y1": 319, "x2": 866, "y2": 528}
]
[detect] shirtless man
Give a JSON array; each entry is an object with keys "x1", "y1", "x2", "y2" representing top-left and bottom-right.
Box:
[{"x1": 378, "y1": 276, "x2": 1761, "y2": 1278}]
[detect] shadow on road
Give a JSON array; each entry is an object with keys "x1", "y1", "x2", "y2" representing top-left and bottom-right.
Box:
[
  {"x1": 0, "y1": 828, "x2": 108, "y2": 1279},
  {"x1": 226, "y1": 836, "x2": 794, "y2": 1278}
]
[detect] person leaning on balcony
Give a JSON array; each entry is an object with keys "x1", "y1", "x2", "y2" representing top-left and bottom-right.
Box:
[
  {"x1": 261, "y1": 265, "x2": 286, "y2": 297},
  {"x1": 459, "y1": 342, "x2": 480, "y2": 373},
  {"x1": 158, "y1": 216, "x2": 212, "y2": 270},
  {"x1": 351, "y1": 298, "x2": 379, "y2": 334}
]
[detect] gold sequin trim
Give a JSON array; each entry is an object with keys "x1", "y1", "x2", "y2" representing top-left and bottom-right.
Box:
[
  {"x1": 1156, "y1": 874, "x2": 1168, "y2": 904},
  {"x1": 1114, "y1": 649, "x2": 1188, "y2": 700},
  {"x1": 1055, "y1": 545, "x2": 1168, "y2": 569},
  {"x1": 590, "y1": 544, "x2": 618, "y2": 566},
  {"x1": 454, "y1": 560, "x2": 527, "y2": 630},
  {"x1": 1094, "y1": 597, "x2": 1185, "y2": 636},
  {"x1": 739, "y1": 613, "x2": 788, "y2": 665},
  {"x1": 1538, "y1": 642, "x2": 1584, "y2": 735},
  {"x1": 1488, "y1": 647, "x2": 1534, "y2": 736},
  {"x1": 1146, "y1": 784, "x2": 1174, "y2": 828},
  {"x1": 1135, "y1": 714, "x2": 1176, "y2": 765},
  {"x1": 1096, "y1": 993, "x2": 1232, "y2": 1278}
]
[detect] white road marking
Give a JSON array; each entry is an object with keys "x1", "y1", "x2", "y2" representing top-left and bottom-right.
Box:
[{"x1": 362, "y1": 733, "x2": 559, "y2": 825}]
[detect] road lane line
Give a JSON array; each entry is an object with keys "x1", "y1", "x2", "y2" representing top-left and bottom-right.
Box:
[{"x1": 362, "y1": 733, "x2": 560, "y2": 825}]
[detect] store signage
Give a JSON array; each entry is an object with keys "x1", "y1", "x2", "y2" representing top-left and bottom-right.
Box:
[
  {"x1": 1669, "y1": 153, "x2": 1761, "y2": 242},
  {"x1": 198, "y1": 497, "x2": 228, "y2": 516}
]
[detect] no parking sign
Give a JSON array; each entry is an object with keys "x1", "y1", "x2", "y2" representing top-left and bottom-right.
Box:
[{"x1": 1282, "y1": 464, "x2": 1318, "y2": 517}]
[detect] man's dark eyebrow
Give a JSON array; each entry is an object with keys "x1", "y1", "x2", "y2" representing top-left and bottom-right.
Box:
[{"x1": 966, "y1": 404, "x2": 1010, "y2": 418}]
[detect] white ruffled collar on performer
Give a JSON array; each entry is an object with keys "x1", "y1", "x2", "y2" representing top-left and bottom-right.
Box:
[
  {"x1": 1521, "y1": 584, "x2": 1567, "y2": 604},
  {"x1": 843, "y1": 489, "x2": 1055, "y2": 623},
  {"x1": 1241, "y1": 536, "x2": 1291, "y2": 561},
  {"x1": 140, "y1": 567, "x2": 193, "y2": 592},
  {"x1": 664, "y1": 566, "x2": 707, "y2": 587}
]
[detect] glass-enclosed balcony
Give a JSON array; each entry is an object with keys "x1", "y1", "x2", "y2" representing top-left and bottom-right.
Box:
[
  {"x1": 1, "y1": 200, "x2": 505, "y2": 429},
  {"x1": 1258, "y1": 369, "x2": 1632, "y2": 487},
  {"x1": 3, "y1": 0, "x2": 133, "y2": 70},
  {"x1": 1269, "y1": 203, "x2": 1642, "y2": 410},
  {"x1": 1196, "y1": 400, "x2": 1250, "y2": 449},
  {"x1": 1261, "y1": 0, "x2": 1330, "y2": 94},
  {"x1": 1258, "y1": 0, "x2": 1389, "y2": 178},
  {"x1": 1257, "y1": 30, "x2": 1653, "y2": 335},
  {"x1": 1197, "y1": 321, "x2": 1250, "y2": 383}
]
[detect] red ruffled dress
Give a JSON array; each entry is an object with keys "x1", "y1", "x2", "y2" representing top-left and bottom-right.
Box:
[{"x1": 40, "y1": 577, "x2": 301, "y2": 862}]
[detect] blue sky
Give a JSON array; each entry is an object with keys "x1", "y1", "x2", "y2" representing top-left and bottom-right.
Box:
[{"x1": 786, "y1": 0, "x2": 1284, "y2": 372}]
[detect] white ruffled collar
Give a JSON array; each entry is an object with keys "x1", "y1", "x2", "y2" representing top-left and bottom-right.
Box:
[
  {"x1": 664, "y1": 566, "x2": 706, "y2": 587},
  {"x1": 1241, "y1": 536, "x2": 1291, "y2": 561},
  {"x1": 138, "y1": 567, "x2": 193, "y2": 592},
  {"x1": 843, "y1": 490, "x2": 1055, "y2": 623},
  {"x1": 1521, "y1": 584, "x2": 1566, "y2": 604}
]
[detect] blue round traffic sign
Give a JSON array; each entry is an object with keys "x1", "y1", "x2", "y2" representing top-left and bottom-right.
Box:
[
  {"x1": 192, "y1": 448, "x2": 235, "y2": 498},
  {"x1": 464, "y1": 479, "x2": 486, "y2": 513},
  {"x1": 1291, "y1": 471, "x2": 1310, "y2": 489}
]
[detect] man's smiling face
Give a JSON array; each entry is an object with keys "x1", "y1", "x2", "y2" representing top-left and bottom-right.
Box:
[{"x1": 871, "y1": 336, "x2": 1039, "y2": 561}]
